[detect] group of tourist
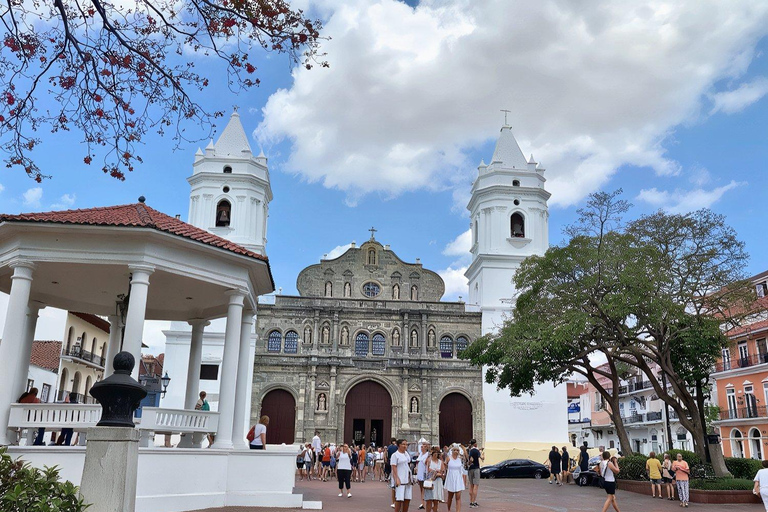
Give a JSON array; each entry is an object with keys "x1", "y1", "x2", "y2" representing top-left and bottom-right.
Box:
[
  {"x1": 17, "y1": 387, "x2": 78, "y2": 446},
  {"x1": 291, "y1": 433, "x2": 484, "y2": 512}
]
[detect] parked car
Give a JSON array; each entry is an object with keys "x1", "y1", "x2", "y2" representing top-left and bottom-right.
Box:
[
  {"x1": 480, "y1": 459, "x2": 551, "y2": 479},
  {"x1": 574, "y1": 455, "x2": 605, "y2": 487}
]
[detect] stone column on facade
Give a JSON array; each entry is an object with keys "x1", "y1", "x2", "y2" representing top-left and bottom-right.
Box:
[
  {"x1": 402, "y1": 370, "x2": 409, "y2": 429},
  {"x1": 105, "y1": 315, "x2": 123, "y2": 378},
  {"x1": 402, "y1": 312, "x2": 409, "y2": 359},
  {"x1": 420, "y1": 313, "x2": 428, "y2": 357},
  {"x1": 214, "y1": 290, "x2": 246, "y2": 449},
  {"x1": 184, "y1": 320, "x2": 209, "y2": 409},
  {"x1": 307, "y1": 367, "x2": 317, "y2": 432},
  {"x1": 421, "y1": 377, "x2": 430, "y2": 433},
  {"x1": 123, "y1": 265, "x2": 155, "y2": 381},
  {"x1": 14, "y1": 303, "x2": 43, "y2": 405},
  {"x1": 332, "y1": 311, "x2": 339, "y2": 353},
  {"x1": 232, "y1": 309, "x2": 255, "y2": 449},
  {"x1": 312, "y1": 310, "x2": 319, "y2": 348},
  {"x1": 297, "y1": 372, "x2": 306, "y2": 442},
  {"x1": 0, "y1": 261, "x2": 35, "y2": 446},
  {"x1": 329, "y1": 366, "x2": 337, "y2": 433}
]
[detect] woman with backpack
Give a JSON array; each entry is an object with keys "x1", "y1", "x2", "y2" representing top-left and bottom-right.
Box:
[{"x1": 599, "y1": 451, "x2": 621, "y2": 512}]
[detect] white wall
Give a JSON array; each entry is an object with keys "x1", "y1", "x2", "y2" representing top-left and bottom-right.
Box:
[{"x1": 26, "y1": 365, "x2": 57, "y2": 403}]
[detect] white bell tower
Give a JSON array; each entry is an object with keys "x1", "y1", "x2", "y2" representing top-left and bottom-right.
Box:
[
  {"x1": 465, "y1": 123, "x2": 566, "y2": 445},
  {"x1": 187, "y1": 110, "x2": 272, "y2": 255}
]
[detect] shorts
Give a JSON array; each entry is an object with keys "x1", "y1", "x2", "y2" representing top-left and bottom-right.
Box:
[
  {"x1": 395, "y1": 483, "x2": 413, "y2": 501},
  {"x1": 305, "y1": 461, "x2": 312, "y2": 470},
  {"x1": 358, "y1": 463, "x2": 365, "y2": 470},
  {"x1": 650, "y1": 478, "x2": 661, "y2": 485},
  {"x1": 662, "y1": 477, "x2": 673, "y2": 484},
  {"x1": 467, "y1": 469, "x2": 481, "y2": 486},
  {"x1": 297, "y1": 461, "x2": 304, "y2": 469},
  {"x1": 322, "y1": 461, "x2": 330, "y2": 467},
  {"x1": 550, "y1": 467, "x2": 561, "y2": 475},
  {"x1": 604, "y1": 481, "x2": 616, "y2": 495}
]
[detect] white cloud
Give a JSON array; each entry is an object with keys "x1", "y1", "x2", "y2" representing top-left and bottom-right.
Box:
[
  {"x1": 22, "y1": 187, "x2": 43, "y2": 208},
  {"x1": 710, "y1": 77, "x2": 768, "y2": 114},
  {"x1": 0, "y1": 183, "x2": 4, "y2": 193},
  {"x1": 258, "y1": 0, "x2": 768, "y2": 208},
  {"x1": 142, "y1": 320, "x2": 171, "y2": 356},
  {"x1": 438, "y1": 266, "x2": 469, "y2": 301},
  {"x1": 50, "y1": 193, "x2": 76, "y2": 210},
  {"x1": 323, "y1": 243, "x2": 353, "y2": 260},
  {"x1": 443, "y1": 229, "x2": 472, "y2": 257},
  {"x1": 636, "y1": 180, "x2": 745, "y2": 213}
]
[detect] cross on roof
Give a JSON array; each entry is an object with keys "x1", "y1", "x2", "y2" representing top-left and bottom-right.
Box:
[
  {"x1": 501, "y1": 109, "x2": 511, "y2": 126},
  {"x1": 369, "y1": 226, "x2": 377, "y2": 239}
]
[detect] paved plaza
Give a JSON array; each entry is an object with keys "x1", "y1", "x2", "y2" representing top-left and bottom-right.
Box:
[{"x1": 192, "y1": 477, "x2": 765, "y2": 512}]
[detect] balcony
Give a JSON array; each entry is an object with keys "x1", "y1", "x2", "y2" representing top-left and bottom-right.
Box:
[
  {"x1": 55, "y1": 389, "x2": 97, "y2": 404},
  {"x1": 716, "y1": 353, "x2": 768, "y2": 373},
  {"x1": 622, "y1": 413, "x2": 645, "y2": 424},
  {"x1": 62, "y1": 345, "x2": 105, "y2": 368},
  {"x1": 568, "y1": 418, "x2": 591, "y2": 425},
  {"x1": 718, "y1": 406, "x2": 768, "y2": 421},
  {"x1": 646, "y1": 411, "x2": 663, "y2": 421},
  {"x1": 618, "y1": 381, "x2": 653, "y2": 395}
]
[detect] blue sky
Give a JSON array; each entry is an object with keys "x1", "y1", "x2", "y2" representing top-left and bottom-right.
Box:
[{"x1": 1, "y1": 1, "x2": 768, "y2": 351}]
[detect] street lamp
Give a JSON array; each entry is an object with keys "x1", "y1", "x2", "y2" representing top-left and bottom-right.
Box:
[{"x1": 160, "y1": 372, "x2": 171, "y2": 397}]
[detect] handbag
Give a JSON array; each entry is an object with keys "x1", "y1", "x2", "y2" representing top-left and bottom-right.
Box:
[
  {"x1": 246, "y1": 426, "x2": 255, "y2": 442},
  {"x1": 596, "y1": 461, "x2": 608, "y2": 488},
  {"x1": 424, "y1": 479, "x2": 434, "y2": 489}
]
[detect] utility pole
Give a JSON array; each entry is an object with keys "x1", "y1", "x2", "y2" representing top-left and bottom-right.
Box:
[{"x1": 661, "y1": 371, "x2": 673, "y2": 451}]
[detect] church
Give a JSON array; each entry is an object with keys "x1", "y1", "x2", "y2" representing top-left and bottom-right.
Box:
[{"x1": 161, "y1": 111, "x2": 566, "y2": 450}]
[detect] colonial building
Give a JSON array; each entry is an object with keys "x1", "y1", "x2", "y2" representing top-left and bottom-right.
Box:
[
  {"x1": 57, "y1": 312, "x2": 110, "y2": 404},
  {"x1": 252, "y1": 235, "x2": 483, "y2": 447}
]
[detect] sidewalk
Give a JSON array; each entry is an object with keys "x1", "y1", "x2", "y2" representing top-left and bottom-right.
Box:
[{"x1": 191, "y1": 475, "x2": 764, "y2": 511}]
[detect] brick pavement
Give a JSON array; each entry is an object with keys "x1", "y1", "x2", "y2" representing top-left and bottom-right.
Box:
[{"x1": 191, "y1": 476, "x2": 765, "y2": 512}]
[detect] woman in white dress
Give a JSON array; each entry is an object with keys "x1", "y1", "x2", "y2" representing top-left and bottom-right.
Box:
[
  {"x1": 423, "y1": 447, "x2": 445, "y2": 512},
  {"x1": 444, "y1": 445, "x2": 467, "y2": 512},
  {"x1": 416, "y1": 443, "x2": 431, "y2": 510}
]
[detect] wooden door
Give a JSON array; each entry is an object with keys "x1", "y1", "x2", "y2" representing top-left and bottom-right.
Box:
[
  {"x1": 260, "y1": 389, "x2": 296, "y2": 444},
  {"x1": 439, "y1": 393, "x2": 473, "y2": 448},
  {"x1": 344, "y1": 381, "x2": 392, "y2": 448}
]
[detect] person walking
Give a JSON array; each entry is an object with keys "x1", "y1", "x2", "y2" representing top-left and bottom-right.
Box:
[
  {"x1": 312, "y1": 431, "x2": 322, "y2": 478},
  {"x1": 753, "y1": 460, "x2": 768, "y2": 511},
  {"x1": 336, "y1": 443, "x2": 353, "y2": 498},
  {"x1": 599, "y1": 451, "x2": 621, "y2": 512},
  {"x1": 416, "y1": 442, "x2": 430, "y2": 509},
  {"x1": 302, "y1": 443, "x2": 314, "y2": 480},
  {"x1": 672, "y1": 453, "x2": 690, "y2": 507},
  {"x1": 248, "y1": 415, "x2": 268, "y2": 450},
  {"x1": 577, "y1": 444, "x2": 589, "y2": 472},
  {"x1": 467, "y1": 439, "x2": 483, "y2": 508},
  {"x1": 350, "y1": 444, "x2": 359, "y2": 482},
  {"x1": 358, "y1": 445, "x2": 368, "y2": 482},
  {"x1": 662, "y1": 453, "x2": 675, "y2": 500},
  {"x1": 392, "y1": 439, "x2": 414, "y2": 512},
  {"x1": 376, "y1": 446, "x2": 385, "y2": 481},
  {"x1": 548, "y1": 446, "x2": 562, "y2": 485},
  {"x1": 445, "y1": 445, "x2": 467, "y2": 512},
  {"x1": 322, "y1": 444, "x2": 332, "y2": 482},
  {"x1": 560, "y1": 446, "x2": 570, "y2": 485},
  {"x1": 424, "y1": 447, "x2": 445, "y2": 512},
  {"x1": 195, "y1": 391, "x2": 214, "y2": 446},
  {"x1": 646, "y1": 451, "x2": 663, "y2": 499},
  {"x1": 387, "y1": 438, "x2": 399, "y2": 508}
]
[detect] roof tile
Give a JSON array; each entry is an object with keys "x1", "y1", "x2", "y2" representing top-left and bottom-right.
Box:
[{"x1": 30, "y1": 341, "x2": 62, "y2": 372}]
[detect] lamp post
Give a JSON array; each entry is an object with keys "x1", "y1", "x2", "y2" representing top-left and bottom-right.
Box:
[{"x1": 160, "y1": 372, "x2": 171, "y2": 398}]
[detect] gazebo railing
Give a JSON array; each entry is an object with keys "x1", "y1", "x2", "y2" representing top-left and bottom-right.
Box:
[{"x1": 138, "y1": 407, "x2": 219, "y2": 448}]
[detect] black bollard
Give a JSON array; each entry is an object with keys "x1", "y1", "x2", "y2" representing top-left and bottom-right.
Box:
[{"x1": 89, "y1": 351, "x2": 148, "y2": 427}]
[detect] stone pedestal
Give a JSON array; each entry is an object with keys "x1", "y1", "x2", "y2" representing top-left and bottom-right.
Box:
[{"x1": 79, "y1": 427, "x2": 140, "y2": 512}]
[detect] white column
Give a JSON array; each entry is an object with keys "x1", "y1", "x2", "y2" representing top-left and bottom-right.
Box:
[
  {"x1": 0, "y1": 261, "x2": 36, "y2": 445},
  {"x1": 104, "y1": 315, "x2": 124, "y2": 377},
  {"x1": 232, "y1": 310, "x2": 255, "y2": 449},
  {"x1": 122, "y1": 265, "x2": 154, "y2": 380},
  {"x1": 184, "y1": 320, "x2": 210, "y2": 409},
  {"x1": 214, "y1": 290, "x2": 245, "y2": 449},
  {"x1": 13, "y1": 303, "x2": 43, "y2": 403}
]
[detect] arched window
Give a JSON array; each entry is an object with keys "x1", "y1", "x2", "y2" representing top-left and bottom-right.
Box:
[
  {"x1": 440, "y1": 336, "x2": 454, "y2": 358},
  {"x1": 372, "y1": 334, "x2": 386, "y2": 356},
  {"x1": 750, "y1": 428, "x2": 762, "y2": 460},
  {"x1": 91, "y1": 337, "x2": 97, "y2": 356},
  {"x1": 510, "y1": 212, "x2": 525, "y2": 238},
  {"x1": 65, "y1": 326, "x2": 74, "y2": 354},
  {"x1": 216, "y1": 200, "x2": 231, "y2": 227},
  {"x1": 100, "y1": 343, "x2": 107, "y2": 365},
  {"x1": 267, "y1": 330, "x2": 282, "y2": 352},
  {"x1": 411, "y1": 285, "x2": 418, "y2": 301},
  {"x1": 355, "y1": 333, "x2": 370, "y2": 357},
  {"x1": 392, "y1": 284, "x2": 400, "y2": 300},
  {"x1": 456, "y1": 336, "x2": 469, "y2": 354},
  {"x1": 325, "y1": 281, "x2": 333, "y2": 297},
  {"x1": 344, "y1": 282, "x2": 351, "y2": 297},
  {"x1": 513, "y1": 180, "x2": 520, "y2": 187},
  {"x1": 363, "y1": 282, "x2": 381, "y2": 298},
  {"x1": 284, "y1": 331, "x2": 299, "y2": 354},
  {"x1": 223, "y1": 165, "x2": 232, "y2": 174},
  {"x1": 473, "y1": 220, "x2": 478, "y2": 245},
  {"x1": 59, "y1": 368, "x2": 69, "y2": 396},
  {"x1": 732, "y1": 429, "x2": 745, "y2": 458},
  {"x1": 367, "y1": 248, "x2": 376, "y2": 265},
  {"x1": 72, "y1": 371, "x2": 82, "y2": 394},
  {"x1": 84, "y1": 376, "x2": 93, "y2": 398}
]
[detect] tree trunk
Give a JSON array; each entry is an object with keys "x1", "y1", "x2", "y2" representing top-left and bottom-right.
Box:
[{"x1": 606, "y1": 403, "x2": 633, "y2": 456}]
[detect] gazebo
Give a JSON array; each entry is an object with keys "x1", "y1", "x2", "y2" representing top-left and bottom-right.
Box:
[{"x1": 0, "y1": 200, "x2": 303, "y2": 510}]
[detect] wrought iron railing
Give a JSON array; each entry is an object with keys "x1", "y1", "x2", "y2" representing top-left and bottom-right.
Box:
[{"x1": 62, "y1": 345, "x2": 105, "y2": 367}]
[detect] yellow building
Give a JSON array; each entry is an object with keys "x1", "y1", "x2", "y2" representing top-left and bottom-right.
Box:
[{"x1": 57, "y1": 312, "x2": 110, "y2": 404}]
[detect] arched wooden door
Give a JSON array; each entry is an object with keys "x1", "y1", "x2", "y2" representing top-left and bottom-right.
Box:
[
  {"x1": 344, "y1": 381, "x2": 392, "y2": 448},
  {"x1": 260, "y1": 389, "x2": 296, "y2": 444},
  {"x1": 439, "y1": 393, "x2": 473, "y2": 448}
]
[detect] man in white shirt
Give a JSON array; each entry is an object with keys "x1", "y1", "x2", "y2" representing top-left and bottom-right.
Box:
[
  {"x1": 753, "y1": 460, "x2": 768, "y2": 511},
  {"x1": 391, "y1": 439, "x2": 413, "y2": 512},
  {"x1": 312, "y1": 431, "x2": 322, "y2": 478}
]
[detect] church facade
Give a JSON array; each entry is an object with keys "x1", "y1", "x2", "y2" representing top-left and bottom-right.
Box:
[{"x1": 252, "y1": 237, "x2": 483, "y2": 447}]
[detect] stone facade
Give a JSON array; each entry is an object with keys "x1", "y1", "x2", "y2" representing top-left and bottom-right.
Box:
[{"x1": 251, "y1": 237, "x2": 484, "y2": 446}]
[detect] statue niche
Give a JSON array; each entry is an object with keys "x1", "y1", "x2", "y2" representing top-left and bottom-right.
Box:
[{"x1": 317, "y1": 393, "x2": 327, "y2": 411}]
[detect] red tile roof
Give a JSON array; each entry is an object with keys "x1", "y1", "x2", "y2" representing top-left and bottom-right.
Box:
[
  {"x1": 0, "y1": 202, "x2": 268, "y2": 262},
  {"x1": 71, "y1": 312, "x2": 110, "y2": 334},
  {"x1": 726, "y1": 318, "x2": 768, "y2": 338},
  {"x1": 30, "y1": 340, "x2": 62, "y2": 372}
]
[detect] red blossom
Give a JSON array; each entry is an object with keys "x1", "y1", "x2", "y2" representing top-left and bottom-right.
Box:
[
  {"x1": 245, "y1": 63, "x2": 256, "y2": 74},
  {"x1": 84, "y1": 156, "x2": 92, "y2": 164}
]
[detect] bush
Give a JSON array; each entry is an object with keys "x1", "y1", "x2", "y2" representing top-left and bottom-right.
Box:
[
  {"x1": 617, "y1": 454, "x2": 651, "y2": 481},
  {"x1": 0, "y1": 447, "x2": 89, "y2": 512},
  {"x1": 725, "y1": 457, "x2": 763, "y2": 480},
  {"x1": 690, "y1": 477, "x2": 755, "y2": 491}
]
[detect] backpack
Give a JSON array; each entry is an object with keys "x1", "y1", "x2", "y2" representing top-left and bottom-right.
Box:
[
  {"x1": 297, "y1": 451, "x2": 305, "y2": 463},
  {"x1": 246, "y1": 426, "x2": 256, "y2": 442}
]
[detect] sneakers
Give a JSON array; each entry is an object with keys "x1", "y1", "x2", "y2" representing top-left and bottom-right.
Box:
[
  {"x1": 469, "y1": 503, "x2": 479, "y2": 508},
  {"x1": 549, "y1": 480, "x2": 553, "y2": 484},
  {"x1": 347, "y1": 493, "x2": 352, "y2": 498},
  {"x1": 391, "y1": 504, "x2": 396, "y2": 508},
  {"x1": 338, "y1": 493, "x2": 343, "y2": 497}
]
